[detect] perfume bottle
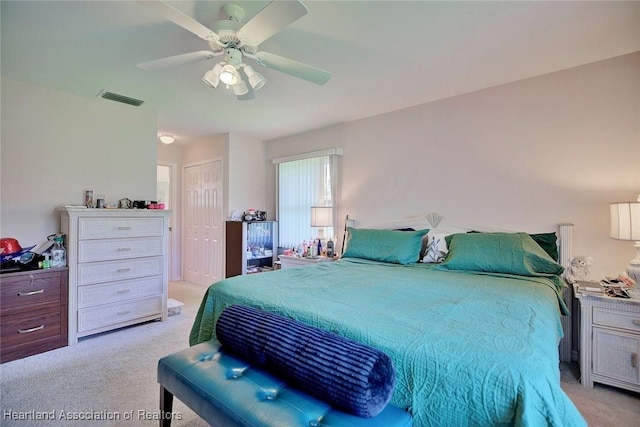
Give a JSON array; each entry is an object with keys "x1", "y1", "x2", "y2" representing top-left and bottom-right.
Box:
[{"x1": 50, "y1": 236, "x2": 66, "y2": 268}]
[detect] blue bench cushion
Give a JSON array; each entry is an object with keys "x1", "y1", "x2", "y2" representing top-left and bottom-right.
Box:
[
  {"x1": 215, "y1": 305, "x2": 396, "y2": 418},
  {"x1": 158, "y1": 340, "x2": 412, "y2": 426}
]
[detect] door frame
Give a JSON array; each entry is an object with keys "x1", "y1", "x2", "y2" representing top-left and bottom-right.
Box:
[{"x1": 158, "y1": 161, "x2": 180, "y2": 281}]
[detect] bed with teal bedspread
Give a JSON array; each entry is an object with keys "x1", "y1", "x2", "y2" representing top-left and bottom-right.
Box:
[{"x1": 189, "y1": 231, "x2": 586, "y2": 426}]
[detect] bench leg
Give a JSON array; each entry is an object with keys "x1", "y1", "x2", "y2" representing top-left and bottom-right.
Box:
[{"x1": 160, "y1": 385, "x2": 174, "y2": 427}]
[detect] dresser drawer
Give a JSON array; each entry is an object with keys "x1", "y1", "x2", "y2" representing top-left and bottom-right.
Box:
[
  {"x1": 593, "y1": 307, "x2": 640, "y2": 333},
  {"x1": 1, "y1": 306, "x2": 65, "y2": 349},
  {"x1": 78, "y1": 276, "x2": 163, "y2": 308},
  {"x1": 77, "y1": 256, "x2": 163, "y2": 285},
  {"x1": 0, "y1": 270, "x2": 66, "y2": 314},
  {"x1": 77, "y1": 295, "x2": 163, "y2": 333},
  {"x1": 78, "y1": 237, "x2": 164, "y2": 263},
  {"x1": 78, "y1": 217, "x2": 164, "y2": 240}
]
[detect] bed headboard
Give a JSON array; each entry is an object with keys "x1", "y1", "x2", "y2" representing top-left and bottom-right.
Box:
[{"x1": 558, "y1": 223, "x2": 574, "y2": 362}]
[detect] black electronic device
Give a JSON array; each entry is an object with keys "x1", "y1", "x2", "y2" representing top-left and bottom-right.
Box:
[{"x1": 243, "y1": 211, "x2": 267, "y2": 221}]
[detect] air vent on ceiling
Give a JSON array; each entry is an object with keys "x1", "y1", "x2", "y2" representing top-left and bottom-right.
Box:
[{"x1": 97, "y1": 90, "x2": 144, "y2": 107}]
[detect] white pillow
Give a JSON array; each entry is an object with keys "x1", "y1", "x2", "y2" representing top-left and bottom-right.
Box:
[{"x1": 422, "y1": 233, "x2": 449, "y2": 263}]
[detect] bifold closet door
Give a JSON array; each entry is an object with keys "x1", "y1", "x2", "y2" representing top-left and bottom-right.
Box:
[{"x1": 183, "y1": 160, "x2": 223, "y2": 286}]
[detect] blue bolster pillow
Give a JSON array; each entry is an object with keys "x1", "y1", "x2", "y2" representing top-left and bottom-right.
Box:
[{"x1": 215, "y1": 305, "x2": 396, "y2": 418}]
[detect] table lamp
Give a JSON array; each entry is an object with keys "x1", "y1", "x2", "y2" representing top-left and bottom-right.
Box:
[
  {"x1": 610, "y1": 196, "x2": 640, "y2": 282},
  {"x1": 310, "y1": 206, "x2": 333, "y2": 240}
]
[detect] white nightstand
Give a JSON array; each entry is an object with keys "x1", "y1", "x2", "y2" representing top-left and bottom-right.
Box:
[
  {"x1": 278, "y1": 255, "x2": 336, "y2": 270},
  {"x1": 574, "y1": 282, "x2": 640, "y2": 392}
]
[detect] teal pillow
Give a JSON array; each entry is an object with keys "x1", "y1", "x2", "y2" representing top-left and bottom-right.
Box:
[
  {"x1": 468, "y1": 231, "x2": 558, "y2": 261},
  {"x1": 438, "y1": 232, "x2": 564, "y2": 276},
  {"x1": 342, "y1": 227, "x2": 429, "y2": 265},
  {"x1": 529, "y1": 232, "x2": 558, "y2": 261}
]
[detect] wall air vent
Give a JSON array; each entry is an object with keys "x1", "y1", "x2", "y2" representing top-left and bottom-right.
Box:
[{"x1": 97, "y1": 90, "x2": 144, "y2": 107}]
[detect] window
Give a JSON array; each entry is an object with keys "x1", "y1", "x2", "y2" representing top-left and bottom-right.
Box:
[{"x1": 275, "y1": 149, "x2": 341, "y2": 249}]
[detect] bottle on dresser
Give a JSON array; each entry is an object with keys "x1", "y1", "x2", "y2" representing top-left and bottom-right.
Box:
[
  {"x1": 51, "y1": 235, "x2": 66, "y2": 268},
  {"x1": 326, "y1": 237, "x2": 334, "y2": 258}
]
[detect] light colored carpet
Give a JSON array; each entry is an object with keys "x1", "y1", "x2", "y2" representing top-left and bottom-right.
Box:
[
  {"x1": 1, "y1": 281, "x2": 210, "y2": 427},
  {"x1": 559, "y1": 361, "x2": 640, "y2": 426},
  {"x1": 1, "y1": 281, "x2": 638, "y2": 426}
]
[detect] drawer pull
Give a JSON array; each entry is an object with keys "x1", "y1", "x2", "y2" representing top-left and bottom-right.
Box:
[
  {"x1": 118, "y1": 226, "x2": 132, "y2": 230},
  {"x1": 18, "y1": 325, "x2": 45, "y2": 334},
  {"x1": 117, "y1": 248, "x2": 132, "y2": 252},
  {"x1": 18, "y1": 289, "x2": 44, "y2": 296},
  {"x1": 633, "y1": 320, "x2": 640, "y2": 326},
  {"x1": 117, "y1": 310, "x2": 130, "y2": 316},
  {"x1": 117, "y1": 268, "x2": 131, "y2": 273},
  {"x1": 116, "y1": 289, "x2": 131, "y2": 295},
  {"x1": 632, "y1": 353, "x2": 638, "y2": 368}
]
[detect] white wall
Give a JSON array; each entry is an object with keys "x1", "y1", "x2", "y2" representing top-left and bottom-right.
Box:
[
  {"x1": 1, "y1": 78, "x2": 157, "y2": 247},
  {"x1": 266, "y1": 52, "x2": 640, "y2": 279},
  {"x1": 228, "y1": 134, "x2": 266, "y2": 218}
]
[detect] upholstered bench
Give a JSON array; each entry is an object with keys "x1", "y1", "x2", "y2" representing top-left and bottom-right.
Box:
[{"x1": 158, "y1": 339, "x2": 413, "y2": 427}]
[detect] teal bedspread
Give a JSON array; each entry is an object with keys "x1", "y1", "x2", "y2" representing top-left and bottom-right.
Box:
[{"x1": 189, "y1": 258, "x2": 586, "y2": 427}]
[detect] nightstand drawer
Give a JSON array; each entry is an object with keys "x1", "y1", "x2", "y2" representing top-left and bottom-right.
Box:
[
  {"x1": 1, "y1": 306, "x2": 65, "y2": 349},
  {"x1": 0, "y1": 270, "x2": 64, "y2": 314},
  {"x1": 593, "y1": 307, "x2": 640, "y2": 333}
]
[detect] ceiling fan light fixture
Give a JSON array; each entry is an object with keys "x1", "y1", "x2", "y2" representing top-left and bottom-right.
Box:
[
  {"x1": 244, "y1": 65, "x2": 266, "y2": 91},
  {"x1": 232, "y1": 79, "x2": 249, "y2": 96},
  {"x1": 159, "y1": 135, "x2": 175, "y2": 144},
  {"x1": 202, "y1": 63, "x2": 222, "y2": 88},
  {"x1": 219, "y1": 64, "x2": 240, "y2": 85}
]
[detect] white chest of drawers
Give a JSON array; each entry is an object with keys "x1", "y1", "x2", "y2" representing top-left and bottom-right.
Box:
[{"x1": 59, "y1": 208, "x2": 170, "y2": 344}]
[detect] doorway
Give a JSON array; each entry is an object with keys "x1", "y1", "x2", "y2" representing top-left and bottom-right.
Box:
[
  {"x1": 157, "y1": 162, "x2": 179, "y2": 281},
  {"x1": 183, "y1": 159, "x2": 224, "y2": 286}
]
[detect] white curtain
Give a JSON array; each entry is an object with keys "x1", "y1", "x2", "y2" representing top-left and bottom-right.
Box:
[{"x1": 277, "y1": 155, "x2": 335, "y2": 249}]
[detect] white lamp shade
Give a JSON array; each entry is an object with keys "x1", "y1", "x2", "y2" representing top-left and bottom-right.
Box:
[
  {"x1": 310, "y1": 206, "x2": 333, "y2": 227},
  {"x1": 219, "y1": 64, "x2": 239, "y2": 85},
  {"x1": 610, "y1": 202, "x2": 640, "y2": 240},
  {"x1": 244, "y1": 65, "x2": 266, "y2": 91},
  {"x1": 232, "y1": 79, "x2": 249, "y2": 96},
  {"x1": 202, "y1": 63, "x2": 222, "y2": 88}
]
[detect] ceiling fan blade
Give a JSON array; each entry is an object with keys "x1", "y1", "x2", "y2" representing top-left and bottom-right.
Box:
[
  {"x1": 137, "y1": 51, "x2": 218, "y2": 71},
  {"x1": 139, "y1": 0, "x2": 219, "y2": 42},
  {"x1": 237, "y1": 0, "x2": 307, "y2": 46},
  {"x1": 255, "y1": 51, "x2": 331, "y2": 85}
]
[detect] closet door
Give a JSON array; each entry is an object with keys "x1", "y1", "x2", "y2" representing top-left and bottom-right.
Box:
[{"x1": 183, "y1": 160, "x2": 223, "y2": 286}]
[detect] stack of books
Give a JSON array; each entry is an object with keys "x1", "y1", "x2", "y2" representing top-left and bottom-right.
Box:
[{"x1": 576, "y1": 281, "x2": 604, "y2": 295}]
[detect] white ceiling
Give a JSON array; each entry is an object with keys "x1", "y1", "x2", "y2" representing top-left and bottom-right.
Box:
[{"x1": 2, "y1": 1, "x2": 639, "y2": 144}]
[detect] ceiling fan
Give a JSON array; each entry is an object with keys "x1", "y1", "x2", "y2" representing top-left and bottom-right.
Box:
[{"x1": 137, "y1": 0, "x2": 331, "y2": 100}]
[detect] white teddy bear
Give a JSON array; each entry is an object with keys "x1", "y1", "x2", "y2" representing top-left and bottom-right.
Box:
[{"x1": 565, "y1": 255, "x2": 594, "y2": 284}]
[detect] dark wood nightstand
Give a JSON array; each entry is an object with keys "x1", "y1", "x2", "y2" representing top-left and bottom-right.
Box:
[{"x1": 1, "y1": 268, "x2": 68, "y2": 363}]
